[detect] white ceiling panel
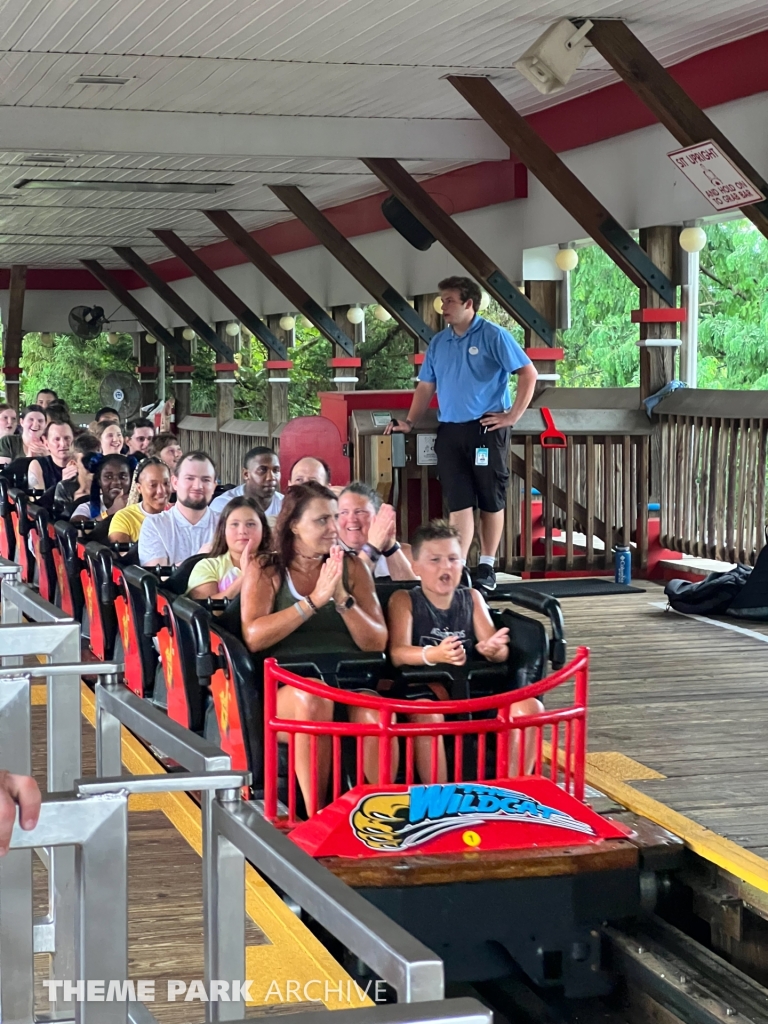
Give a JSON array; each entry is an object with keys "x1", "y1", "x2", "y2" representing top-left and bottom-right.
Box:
[{"x1": 0, "y1": 0, "x2": 764, "y2": 266}]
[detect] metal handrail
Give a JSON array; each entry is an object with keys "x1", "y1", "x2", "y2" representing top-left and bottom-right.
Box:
[{"x1": 214, "y1": 799, "x2": 444, "y2": 1004}]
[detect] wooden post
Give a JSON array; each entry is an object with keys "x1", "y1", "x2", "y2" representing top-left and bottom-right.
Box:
[
  {"x1": 4, "y1": 265, "x2": 26, "y2": 410},
  {"x1": 137, "y1": 331, "x2": 158, "y2": 410},
  {"x1": 215, "y1": 321, "x2": 237, "y2": 469},
  {"x1": 638, "y1": 226, "x2": 679, "y2": 402},
  {"x1": 266, "y1": 315, "x2": 291, "y2": 440},
  {"x1": 639, "y1": 225, "x2": 679, "y2": 504},
  {"x1": 172, "y1": 327, "x2": 193, "y2": 426},
  {"x1": 331, "y1": 306, "x2": 359, "y2": 393},
  {"x1": 524, "y1": 281, "x2": 559, "y2": 398}
]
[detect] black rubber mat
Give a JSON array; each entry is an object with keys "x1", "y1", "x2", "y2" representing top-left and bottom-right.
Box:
[{"x1": 499, "y1": 578, "x2": 644, "y2": 599}]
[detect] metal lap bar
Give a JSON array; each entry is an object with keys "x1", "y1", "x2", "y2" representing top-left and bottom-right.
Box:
[
  {"x1": 4, "y1": 791, "x2": 129, "y2": 1024},
  {"x1": 212, "y1": 799, "x2": 445, "y2": 1005}
]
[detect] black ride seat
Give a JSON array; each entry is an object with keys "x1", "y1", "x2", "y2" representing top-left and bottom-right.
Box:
[
  {"x1": 116, "y1": 564, "x2": 161, "y2": 699},
  {"x1": 0, "y1": 477, "x2": 16, "y2": 561},
  {"x1": 52, "y1": 520, "x2": 84, "y2": 619},
  {"x1": 26, "y1": 503, "x2": 57, "y2": 603},
  {"x1": 82, "y1": 541, "x2": 119, "y2": 660},
  {"x1": 8, "y1": 488, "x2": 34, "y2": 583}
]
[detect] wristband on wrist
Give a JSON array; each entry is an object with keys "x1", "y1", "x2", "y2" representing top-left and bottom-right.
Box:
[
  {"x1": 305, "y1": 594, "x2": 318, "y2": 613},
  {"x1": 361, "y1": 542, "x2": 382, "y2": 564},
  {"x1": 382, "y1": 541, "x2": 401, "y2": 558},
  {"x1": 421, "y1": 646, "x2": 434, "y2": 666},
  {"x1": 294, "y1": 601, "x2": 308, "y2": 622}
]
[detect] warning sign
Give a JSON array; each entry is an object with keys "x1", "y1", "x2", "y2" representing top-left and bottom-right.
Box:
[{"x1": 668, "y1": 141, "x2": 766, "y2": 212}]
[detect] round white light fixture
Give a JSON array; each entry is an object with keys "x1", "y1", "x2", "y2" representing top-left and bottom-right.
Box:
[
  {"x1": 182, "y1": 327, "x2": 196, "y2": 342},
  {"x1": 346, "y1": 306, "x2": 365, "y2": 325},
  {"x1": 433, "y1": 296, "x2": 444, "y2": 314},
  {"x1": 479, "y1": 289, "x2": 491, "y2": 311},
  {"x1": 279, "y1": 315, "x2": 296, "y2": 332},
  {"x1": 225, "y1": 322, "x2": 240, "y2": 337},
  {"x1": 679, "y1": 226, "x2": 707, "y2": 253},
  {"x1": 374, "y1": 305, "x2": 392, "y2": 322},
  {"x1": 298, "y1": 314, "x2": 314, "y2": 329},
  {"x1": 145, "y1": 334, "x2": 157, "y2": 345},
  {"x1": 107, "y1": 331, "x2": 119, "y2": 346},
  {"x1": 555, "y1": 247, "x2": 579, "y2": 272}
]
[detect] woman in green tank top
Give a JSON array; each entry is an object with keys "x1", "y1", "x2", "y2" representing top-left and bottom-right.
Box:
[{"x1": 241, "y1": 481, "x2": 387, "y2": 811}]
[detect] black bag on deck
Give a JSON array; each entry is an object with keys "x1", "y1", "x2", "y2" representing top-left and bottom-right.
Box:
[
  {"x1": 664, "y1": 565, "x2": 752, "y2": 616},
  {"x1": 727, "y1": 544, "x2": 768, "y2": 620}
]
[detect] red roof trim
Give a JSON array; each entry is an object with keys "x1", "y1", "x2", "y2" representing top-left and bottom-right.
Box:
[{"x1": 6, "y1": 28, "x2": 768, "y2": 291}]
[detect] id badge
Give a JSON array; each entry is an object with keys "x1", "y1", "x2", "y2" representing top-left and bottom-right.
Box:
[{"x1": 475, "y1": 446, "x2": 489, "y2": 467}]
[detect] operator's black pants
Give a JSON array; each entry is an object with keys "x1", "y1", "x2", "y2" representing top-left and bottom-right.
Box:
[{"x1": 434, "y1": 419, "x2": 510, "y2": 514}]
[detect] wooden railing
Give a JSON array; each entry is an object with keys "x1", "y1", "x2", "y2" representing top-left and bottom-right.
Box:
[
  {"x1": 178, "y1": 415, "x2": 269, "y2": 487},
  {"x1": 501, "y1": 430, "x2": 650, "y2": 574},
  {"x1": 655, "y1": 391, "x2": 768, "y2": 565},
  {"x1": 350, "y1": 405, "x2": 653, "y2": 575}
]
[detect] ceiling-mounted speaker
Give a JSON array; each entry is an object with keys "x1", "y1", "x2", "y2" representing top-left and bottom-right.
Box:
[{"x1": 381, "y1": 195, "x2": 436, "y2": 251}]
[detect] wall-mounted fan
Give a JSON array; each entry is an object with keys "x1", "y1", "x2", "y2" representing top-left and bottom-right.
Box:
[
  {"x1": 99, "y1": 371, "x2": 142, "y2": 421},
  {"x1": 68, "y1": 305, "x2": 107, "y2": 340}
]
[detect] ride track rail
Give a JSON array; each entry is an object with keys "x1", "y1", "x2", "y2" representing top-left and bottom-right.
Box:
[{"x1": 605, "y1": 916, "x2": 768, "y2": 1024}]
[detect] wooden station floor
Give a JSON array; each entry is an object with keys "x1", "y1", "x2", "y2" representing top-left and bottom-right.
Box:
[{"x1": 530, "y1": 580, "x2": 768, "y2": 892}]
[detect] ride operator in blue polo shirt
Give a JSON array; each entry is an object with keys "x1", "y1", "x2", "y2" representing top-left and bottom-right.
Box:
[{"x1": 386, "y1": 276, "x2": 537, "y2": 592}]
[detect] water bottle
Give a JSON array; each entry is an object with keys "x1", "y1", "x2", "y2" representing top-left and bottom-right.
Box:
[{"x1": 615, "y1": 545, "x2": 632, "y2": 585}]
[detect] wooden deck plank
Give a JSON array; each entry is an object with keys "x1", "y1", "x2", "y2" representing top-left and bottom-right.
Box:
[{"x1": 512, "y1": 580, "x2": 768, "y2": 880}]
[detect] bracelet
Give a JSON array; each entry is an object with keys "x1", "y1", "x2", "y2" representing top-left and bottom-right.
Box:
[
  {"x1": 382, "y1": 541, "x2": 401, "y2": 558},
  {"x1": 294, "y1": 601, "x2": 308, "y2": 622},
  {"x1": 361, "y1": 542, "x2": 382, "y2": 564},
  {"x1": 421, "y1": 646, "x2": 434, "y2": 666},
  {"x1": 305, "y1": 594, "x2": 318, "y2": 613}
]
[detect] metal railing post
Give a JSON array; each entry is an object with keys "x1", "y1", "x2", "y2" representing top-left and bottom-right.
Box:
[
  {"x1": 0, "y1": 672, "x2": 34, "y2": 1023},
  {"x1": 9, "y1": 791, "x2": 130, "y2": 1024},
  {"x1": 206, "y1": 790, "x2": 246, "y2": 1022}
]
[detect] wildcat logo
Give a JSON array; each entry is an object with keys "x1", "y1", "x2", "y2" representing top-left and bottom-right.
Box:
[{"x1": 351, "y1": 783, "x2": 595, "y2": 851}]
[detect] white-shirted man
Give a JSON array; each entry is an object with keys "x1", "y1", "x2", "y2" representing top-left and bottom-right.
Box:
[
  {"x1": 209, "y1": 446, "x2": 283, "y2": 524},
  {"x1": 139, "y1": 451, "x2": 219, "y2": 566}
]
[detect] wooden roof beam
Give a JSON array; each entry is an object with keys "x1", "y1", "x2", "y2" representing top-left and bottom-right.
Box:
[
  {"x1": 80, "y1": 259, "x2": 187, "y2": 362},
  {"x1": 447, "y1": 75, "x2": 676, "y2": 306},
  {"x1": 362, "y1": 157, "x2": 554, "y2": 346},
  {"x1": 268, "y1": 185, "x2": 434, "y2": 347},
  {"x1": 151, "y1": 229, "x2": 287, "y2": 361},
  {"x1": 587, "y1": 19, "x2": 768, "y2": 239},
  {"x1": 203, "y1": 209, "x2": 355, "y2": 356},
  {"x1": 112, "y1": 247, "x2": 236, "y2": 364}
]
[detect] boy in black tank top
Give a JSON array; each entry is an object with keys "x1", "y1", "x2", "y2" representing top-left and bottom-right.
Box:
[{"x1": 387, "y1": 520, "x2": 543, "y2": 781}]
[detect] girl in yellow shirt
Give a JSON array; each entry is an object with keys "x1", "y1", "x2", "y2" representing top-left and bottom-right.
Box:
[
  {"x1": 108, "y1": 457, "x2": 171, "y2": 544},
  {"x1": 186, "y1": 497, "x2": 271, "y2": 600}
]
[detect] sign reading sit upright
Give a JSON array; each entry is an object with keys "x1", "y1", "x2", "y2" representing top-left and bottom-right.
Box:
[{"x1": 668, "y1": 141, "x2": 766, "y2": 212}]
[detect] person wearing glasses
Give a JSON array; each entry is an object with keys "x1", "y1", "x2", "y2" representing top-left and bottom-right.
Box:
[
  {"x1": 336, "y1": 482, "x2": 415, "y2": 581},
  {"x1": 386, "y1": 276, "x2": 537, "y2": 593}
]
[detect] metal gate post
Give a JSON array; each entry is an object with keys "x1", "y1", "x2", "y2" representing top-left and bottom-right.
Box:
[
  {"x1": 10, "y1": 792, "x2": 130, "y2": 1024},
  {"x1": 0, "y1": 620, "x2": 82, "y2": 1019},
  {"x1": 205, "y1": 789, "x2": 246, "y2": 1023},
  {"x1": 0, "y1": 673, "x2": 34, "y2": 1023}
]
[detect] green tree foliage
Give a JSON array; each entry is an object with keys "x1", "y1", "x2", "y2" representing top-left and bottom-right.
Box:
[
  {"x1": 19, "y1": 331, "x2": 136, "y2": 410},
  {"x1": 696, "y1": 220, "x2": 768, "y2": 389}
]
